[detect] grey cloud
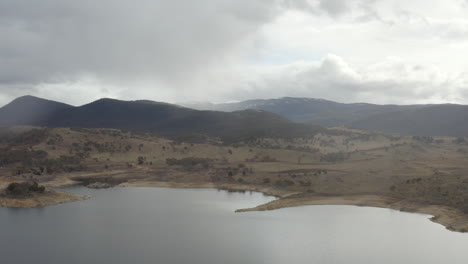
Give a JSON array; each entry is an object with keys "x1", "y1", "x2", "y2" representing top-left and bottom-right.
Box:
[
  {"x1": 281, "y1": 0, "x2": 380, "y2": 18},
  {"x1": 386, "y1": 12, "x2": 468, "y2": 41},
  {"x1": 0, "y1": 0, "x2": 281, "y2": 88},
  {"x1": 0, "y1": 0, "x2": 466, "y2": 107},
  {"x1": 0, "y1": 0, "x2": 369, "y2": 106},
  {"x1": 318, "y1": 0, "x2": 350, "y2": 16}
]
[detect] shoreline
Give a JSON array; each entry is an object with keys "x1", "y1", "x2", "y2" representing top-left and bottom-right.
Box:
[
  {"x1": 120, "y1": 181, "x2": 297, "y2": 198},
  {"x1": 235, "y1": 192, "x2": 468, "y2": 233},
  {"x1": 122, "y1": 180, "x2": 468, "y2": 233},
  {"x1": 2, "y1": 179, "x2": 467, "y2": 233}
]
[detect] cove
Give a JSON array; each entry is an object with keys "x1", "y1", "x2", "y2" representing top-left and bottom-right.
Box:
[{"x1": 1, "y1": 186, "x2": 468, "y2": 264}]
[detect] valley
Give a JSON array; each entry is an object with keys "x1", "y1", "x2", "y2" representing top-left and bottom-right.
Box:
[{"x1": 1, "y1": 125, "x2": 468, "y2": 232}]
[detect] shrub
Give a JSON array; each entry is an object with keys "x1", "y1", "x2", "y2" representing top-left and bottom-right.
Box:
[
  {"x1": 137, "y1": 156, "x2": 146, "y2": 165},
  {"x1": 166, "y1": 157, "x2": 212, "y2": 171},
  {"x1": 4, "y1": 182, "x2": 45, "y2": 196}
]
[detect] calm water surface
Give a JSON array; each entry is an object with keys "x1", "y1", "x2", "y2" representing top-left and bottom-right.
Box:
[{"x1": 1, "y1": 186, "x2": 468, "y2": 264}]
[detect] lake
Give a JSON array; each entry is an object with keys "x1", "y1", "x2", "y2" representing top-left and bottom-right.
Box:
[{"x1": 1, "y1": 186, "x2": 468, "y2": 264}]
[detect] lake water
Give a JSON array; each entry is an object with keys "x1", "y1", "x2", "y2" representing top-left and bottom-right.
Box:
[{"x1": 1, "y1": 187, "x2": 468, "y2": 264}]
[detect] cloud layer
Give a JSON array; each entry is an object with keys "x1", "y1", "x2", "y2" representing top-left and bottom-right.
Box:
[{"x1": 0, "y1": 0, "x2": 467, "y2": 105}]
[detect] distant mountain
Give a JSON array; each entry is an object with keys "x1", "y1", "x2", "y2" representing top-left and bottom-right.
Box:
[
  {"x1": 180, "y1": 97, "x2": 424, "y2": 126},
  {"x1": 0, "y1": 95, "x2": 73, "y2": 126},
  {"x1": 0, "y1": 96, "x2": 323, "y2": 143},
  {"x1": 349, "y1": 104, "x2": 468, "y2": 137},
  {"x1": 180, "y1": 97, "x2": 468, "y2": 136}
]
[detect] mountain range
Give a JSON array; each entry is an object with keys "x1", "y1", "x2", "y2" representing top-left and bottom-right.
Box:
[
  {"x1": 0, "y1": 96, "x2": 322, "y2": 143},
  {"x1": 1, "y1": 95, "x2": 467, "y2": 138},
  {"x1": 181, "y1": 97, "x2": 468, "y2": 137}
]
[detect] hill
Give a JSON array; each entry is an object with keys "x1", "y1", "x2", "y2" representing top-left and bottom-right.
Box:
[{"x1": 0, "y1": 95, "x2": 73, "y2": 126}]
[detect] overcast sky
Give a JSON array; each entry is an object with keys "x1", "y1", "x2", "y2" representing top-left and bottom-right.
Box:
[{"x1": 1, "y1": 0, "x2": 468, "y2": 106}]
